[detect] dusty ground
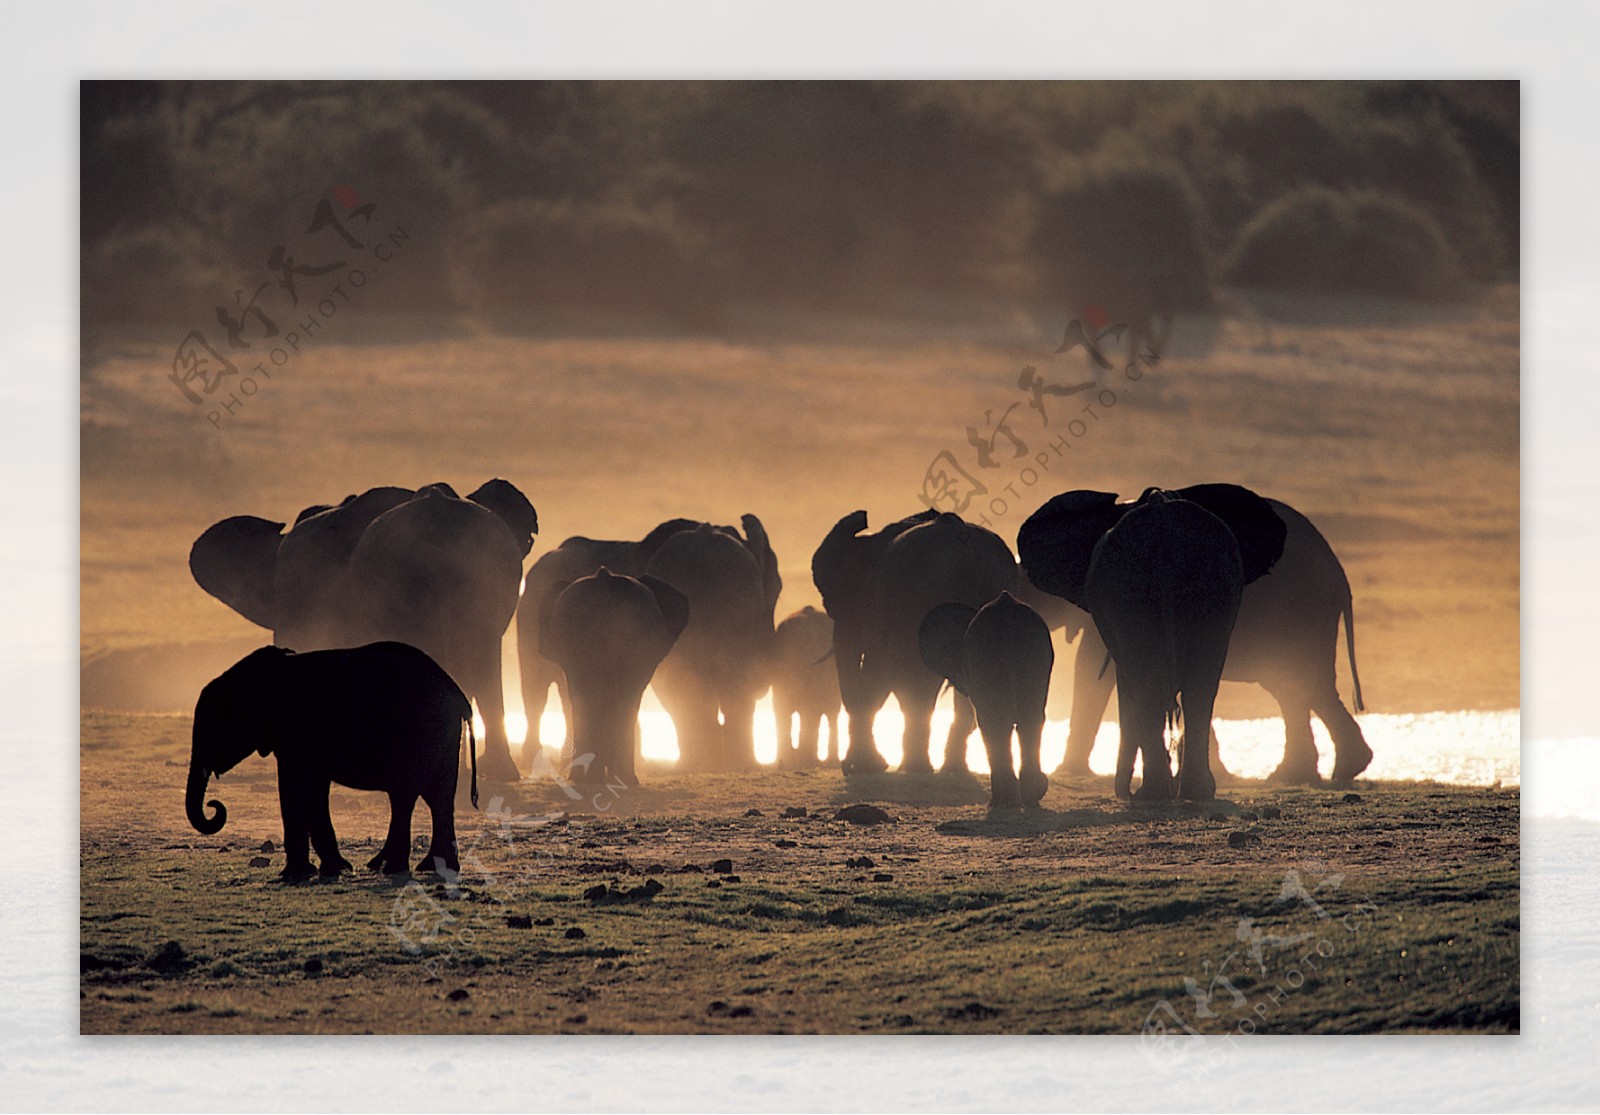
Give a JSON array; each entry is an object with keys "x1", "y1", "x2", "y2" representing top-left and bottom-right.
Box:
[{"x1": 80, "y1": 712, "x2": 1518, "y2": 1035}]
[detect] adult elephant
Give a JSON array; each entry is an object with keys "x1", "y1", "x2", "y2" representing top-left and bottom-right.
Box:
[
  {"x1": 1054, "y1": 493, "x2": 1370, "y2": 785},
  {"x1": 189, "y1": 479, "x2": 539, "y2": 783},
  {"x1": 919, "y1": 592, "x2": 1055, "y2": 810},
  {"x1": 538, "y1": 568, "x2": 689, "y2": 788},
  {"x1": 645, "y1": 517, "x2": 782, "y2": 771},
  {"x1": 812, "y1": 509, "x2": 1018, "y2": 774},
  {"x1": 1019, "y1": 485, "x2": 1286, "y2": 801},
  {"x1": 514, "y1": 518, "x2": 698, "y2": 769}
]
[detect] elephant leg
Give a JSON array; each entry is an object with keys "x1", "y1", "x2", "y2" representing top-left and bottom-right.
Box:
[
  {"x1": 468, "y1": 642, "x2": 520, "y2": 783},
  {"x1": 1175, "y1": 689, "x2": 1219, "y2": 802},
  {"x1": 1268, "y1": 690, "x2": 1323, "y2": 785},
  {"x1": 1060, "y1": 624, "x2": 1115, "y2": 777},
  {"x1": 275, "y1": 770, "x2": 315, "y2": 879},
  {"x1": 942, "y1": 695, "x2": 975, "y2": 774},
  {"x1": 1207, "y1": 726, "x2": 1232, "y2": 782},
  {"x1": 1118, "y1": 689, "x2": 1171, "y2": 801},
  {"x1": 420, "y1": 787, "x2": 459, "y2": 875},
  {"x1": 518, "y1": 666, "x2": 553, "y2": 772},
  {"x1": 1316, "y1": 690, "x2": 1373, "y2": 785},
  {"x1": 980, "y1": 717, "x2": 1022, "y2": 811},
  {"x1": 309, "y1": 781, "x2": 353, "y2": 877},
  {"x1": 796, "y1": 708, "x2": 820, "y2": 768},
  {"x1": 840, "y1": 700, "x2": 889, "y2": 774},
  {"x1": 1017, "y1": 714, "x2": 1049, "y2": 808},
  {"x1": 718, "y1": 693, "x2": 760, "y2": 771},
  {"x1": 369, "y1": 790, "x2": 415, "y2": 874},
  {"x1": 823, "y1": 713, "x2": 841, "y2": 766},
  {"x1": 654, "y1": 668, "x2": 719, "y2": 772},
  {"x1": 897, "y1": 689, "x2": 938, "y2": 773},
  {"x1": 772, "y1": 699, "x2": 796, "y2": 768}
]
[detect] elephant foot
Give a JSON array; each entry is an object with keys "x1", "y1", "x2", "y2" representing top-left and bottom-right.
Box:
[
  {"x1": 898, "y1": 754, "x2": 935, "y2": 774},
  {"x1": 479, "y1": 746, "x2": 523, "y2": 784},
  {"x1": 1268, "y1": 761, "x2": 1324, "y2": 786},
  {"x1": 1020, "y1": 769, "x2": 1049, "y2": 807},
  {"x1": 415, "y1": 852, "x2": 459, "y2": 875},
  {"x1": 987, "y1": 779, "x2": 1022, "y2": 811},
  {"x1": 367, "y1": 849, "x2": 410, "y2": 875},
  {"x1": 280, "y1": 862, "x2": 315, "y2": 882},
  {"x1": 841, "y1": 749, "x2": 889, "y2": 775},
  {"x1": 1132, "y1": 763, "x2": 1176, "y2": 802},
  {"x1": 318, "y1": 855, "x2": 354, "y2": 877},
  {"x1": 1177, "y1": 772, "x2": 1217, "y2": 802},
  {"x1": 1053, "y1": 761, "x2": 1095, "y2": 781},
  {"x1": 1331, "y1": 741, "x2": 1374, "y2": 786}
]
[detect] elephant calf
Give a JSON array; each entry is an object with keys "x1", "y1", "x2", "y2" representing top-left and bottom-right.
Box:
[
  {"x1": 919, "y1": 593, "x2": 1055, "y2": 810},
  {"x1": 771, "y1": 606, "x2": 843, "y2": 768},
  {"x1": 185, "y1": 642, "x2": 478, "y2": 879}
]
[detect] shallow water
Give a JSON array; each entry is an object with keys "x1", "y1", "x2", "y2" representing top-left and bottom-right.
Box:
[{"x1": 504, "y1": 701, "x2": 1522, "y2": 789}]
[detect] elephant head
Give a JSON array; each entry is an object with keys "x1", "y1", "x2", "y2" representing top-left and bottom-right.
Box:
[
  {"x1": 918, "y1": 592, "x2": 1055, "y2": 809},
  {"x1": 466, "y1": 479, "x2": 540, "y2": 558},
  {"x1": 539, "y1": 567, "x2": 689, "y2": 784},
  {"x1": 185, "y1": 646, "x2": 291, "y2": 834}
]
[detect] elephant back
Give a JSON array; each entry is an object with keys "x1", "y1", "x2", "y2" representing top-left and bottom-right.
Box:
[{"x1": 646, "y1": 525, "x2": 771, "y2": 676}]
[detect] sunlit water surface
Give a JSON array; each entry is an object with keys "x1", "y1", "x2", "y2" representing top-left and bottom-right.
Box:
[{"x1": 486, "y1": 696, "x2": 1521, "y2": 789}]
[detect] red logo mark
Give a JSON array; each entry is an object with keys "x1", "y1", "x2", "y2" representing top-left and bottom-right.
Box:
[
  {"x1": 1084, "y1": 304, "x2": 1110, "y2": 331},
  {"x1": 333, "y1": 185, "x2": 363, "y2": 210}
]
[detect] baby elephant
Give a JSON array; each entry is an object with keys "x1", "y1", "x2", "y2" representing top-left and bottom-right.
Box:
[
  {"x1": 771, "y1": 606, "x2": 843, "y2": 768},
  {"x1": 919, "y1": 592, "x2": 1055, "y2": 810},
  {"x1": 185, "y1": 642, "x2": 477, "y2": 879}
]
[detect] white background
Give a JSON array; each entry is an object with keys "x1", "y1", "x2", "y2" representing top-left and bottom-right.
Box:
[{"x1": 3, "y1": 2, "x2": 1592, "y2": 1110}]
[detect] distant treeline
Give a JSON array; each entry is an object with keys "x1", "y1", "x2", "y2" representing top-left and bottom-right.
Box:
[{"x1": 82, "y1": 80, "x2": 1518, "y2": 331}]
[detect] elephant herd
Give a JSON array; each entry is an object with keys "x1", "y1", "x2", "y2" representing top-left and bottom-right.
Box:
[{"x1": 187, "y1": 478, "x2": 1372, "y2": 831}]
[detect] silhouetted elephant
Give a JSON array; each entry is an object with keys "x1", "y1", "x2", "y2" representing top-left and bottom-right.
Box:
[
  {"x1": 538, "y1": 567, "x2": 689, "y2": 788},
  {"x1": 771, "y1": 606, "x2": 843, "y2": 768},
  {"x1": 1055, "y1": 492, "x2": 1370, "y2": 785},
  {"x1": 515, "y1": 519, "x2": 698, "y2": 769},
  {"x1": 1019, "y1": 486, "x2": 1286, "y2": 801},
  {"x1": 189, "y1": 480, "x2": 538, "y2": 784},
  {"x1": 645, "y1": 517, "x2": 782, "y2": 771},
  {"x1": 185, "y1": 642, "x2": 477, "y2": 879},
  {"x1": 813, "y1": 509, "x2": 1018, "y2": 774},
  {"x1": 919, "y1": 592, "x2": 1055, "y2": 810}
]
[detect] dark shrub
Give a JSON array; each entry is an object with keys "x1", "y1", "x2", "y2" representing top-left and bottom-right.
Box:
[
  {"x1": 1030, "y1": 156, "x2": 1213, "y2": 320},
  {"x1": 1224, "y1": 186, "x2": 1464, "y2": 300}
]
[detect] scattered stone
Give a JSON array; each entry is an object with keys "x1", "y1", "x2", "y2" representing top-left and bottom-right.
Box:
[
  {"x1": 872, "y1": 872, "x2": 894, "y2": 883},
  {"x1": 774, "y1": 839, "x2": 798, "y2": 849},
  {"x1": 447, "y1": 988, "x2": 469, "y2": 1002},
  {"x1": 707, "y1": 1000, "x2": 755, "y2": 1018},
  {"x1": 834, "y1": 804, "x2": 894, "y2": 826},
  {"x1": 258, "y1": 840, "x2": 275, "y2": 853},
  {"x1": 534, "y1": 917, "x2": 555, "y2": 926},
  {"x1": 743, "y1": 808, "x2": 764, "y2": 817},
  {"x1": 1261, "y1": 805, "x2": 1283, "y2": 820},
  {"x1": 1239, "y1": 811, "x2": 1259, "y2": 822},
  {"x1": 846, "y1": 856, "x2": 876, "y2": 869},
  {"x1": 564, "y1": 927, "x2": 586, "y2": 940},
  {"x1": 145, "y1": 941, "x2": 192, "y2": 975},
  {"x1": 1343, "y1": 792, "x2": 1363, "y2": 804},
  {"x1": 783, "y1": 806, "x2": 809, "y2": 819},
  {"x1": 676, "y1": 863, "x2": 704, "y2": 874},
  {"x1": 944, "y1": 1001, "x2": 1000, "y2": 1021},
  {"x1": 505, "y1": 915, "x2": 533, "y2": 929},
  {"x1": 248, "y1": 856, "x2": 271, "y2": 868},
  {"x1": 303, "y1": 958, "x2": 323, "y2": 975},
  {"x1": 1227, "y1": 830, "x2": 1262, "y2": 849},
  {"x1": 706, "y1": 880, "x2": 722, "y2": 889},
  {"x1": 644, "y1": 864, "x2": 666, "y2": 875},
  {"x1": 582, "y1": 884, "x2": 610, "y2": 902},
  {"x1": 723, "y1": 875, "x2": 741, "y2": 884},
  {"x1": 707, "y1": 1000, "x2": 729, "y2": 1014},
  {"x1": 566, "y1": 1014, "x2": 587, "y2": 1025},
  {"x1": 710, "y1": 858, "x2": 734, "y2": 874}
]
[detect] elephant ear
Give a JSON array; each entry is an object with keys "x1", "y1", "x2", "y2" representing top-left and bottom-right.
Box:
[
  {"x1": 468, "y1": 479, "x2": 540, "y2": 557},
  {"x1": 294, "y1": 503, "x2": 335, "y2": 525},
  {"x1": 1016, "y1": 491, "x2": 1127, "y2": 609},
  {"x1": 1176, "y1": 483, "x2": 1288, "y2": 584},
  {"x1": 537, "y1": 578, "x2": 577, "y2": 665},
  {"x1": 640, "y1": 574, "x2": 691, "y2": 647},
  {"x1": 740, "y1": 513, "x2": 783, "y2": 612},
  {"x1": 811, "y1": 510, "x2": 869, "y2": 611},
  {"x1": 918, "y1": 602, "x2": 977, "y2": 693},
  {"x1": 189, "y1": 516, "x2": 285, "y2": 630}
]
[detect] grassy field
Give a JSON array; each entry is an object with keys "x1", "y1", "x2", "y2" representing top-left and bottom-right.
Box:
[{"x1": 80, "y1": 712, "x2": 1518, "y2": 1035}]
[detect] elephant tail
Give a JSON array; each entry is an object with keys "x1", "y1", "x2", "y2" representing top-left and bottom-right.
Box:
[
  {"x1": 1342, "y1": 593, "x2": 1365, "y2": 713},
  {"x1": 466, "y1": 711, "x2": 480, "y2": 810}
]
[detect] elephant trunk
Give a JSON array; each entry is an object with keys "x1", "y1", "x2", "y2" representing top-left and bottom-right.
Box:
[{"x1": 185, "y1": 758, "x2": 228, "y2": 835}]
